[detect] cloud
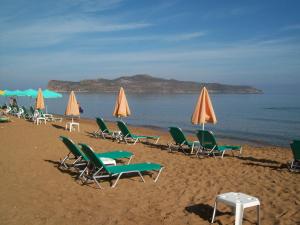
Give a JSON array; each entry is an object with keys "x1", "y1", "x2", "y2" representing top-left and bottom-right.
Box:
[
  {"x1": 0, "y1": 18, "x2": 152, "y2": 48},
  {"x1": 85, "y1": 31, "x2": 206, "y2": 44},
  {"x1": 62, "y1": 0, "x2": 123, "y2": 12},
  {"x1": 281, "y1": 24, "x2": 300, "y2": 31}
]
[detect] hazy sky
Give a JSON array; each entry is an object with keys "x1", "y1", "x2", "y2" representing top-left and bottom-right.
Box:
[{"x1": 0, "y1": 0, "x2": 300, "y2": 89}]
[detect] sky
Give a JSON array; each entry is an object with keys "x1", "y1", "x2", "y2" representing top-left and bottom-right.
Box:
[{"x1": 0, "y1": 0, "x2": 300, "y2": 89}]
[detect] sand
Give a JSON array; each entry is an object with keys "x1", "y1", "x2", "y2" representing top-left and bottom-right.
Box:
[{"x1": 0, "y1": 116, "x2": 299, "y2": 225}]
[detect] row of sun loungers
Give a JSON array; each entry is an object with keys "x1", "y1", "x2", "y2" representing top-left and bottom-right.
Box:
[
  {"x1": 94, "y1": 117, "x2": 241, "y2": 158},
  {"x1": 94, "y1": 118, "x2": 160, "y2": 145},
  {"x1": 2, "y1": 104, "x2": 62, "y2": 124}
]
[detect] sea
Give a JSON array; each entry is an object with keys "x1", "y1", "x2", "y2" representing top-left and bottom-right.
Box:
[{"x1": 2, "y1": 86, "x2": 300, "y2": 147}]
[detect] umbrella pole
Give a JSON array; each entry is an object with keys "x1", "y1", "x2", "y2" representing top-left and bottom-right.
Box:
[{"x1": 202, "y1": 123, "x2": 204, "y2": 130}]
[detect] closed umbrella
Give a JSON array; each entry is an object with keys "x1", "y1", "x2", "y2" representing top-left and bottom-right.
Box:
[
  {"x1": 113, "y1": 87, "x2": 131, "y2": 118},
  {"x1": 35, "y1": 88, "x2": 45, "y2": 110},
  {"x1": 65, "y1": 91, "x2": 79, "y2": 123},
  {"x1": 191, "y1": 86, "x2": 217, "y2": 130}
]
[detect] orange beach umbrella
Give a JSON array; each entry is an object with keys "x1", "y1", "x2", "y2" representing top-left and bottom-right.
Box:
[
  {"x1": 113, "y1": 87, "x2": 131, "y2": 118},
  {"x1": 191, "y1": 87, "x2": 217, "y2": 130},
  {"x1": 35, "y1": 88, "x2": 45, "y2": 110},
  {"x1": 65, "y1": 91, "x2": 80, "y2": 122}
]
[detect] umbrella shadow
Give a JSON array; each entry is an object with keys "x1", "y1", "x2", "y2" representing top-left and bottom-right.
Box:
[
  {"x1": 238, "y1": 156, "x2": 281, "y2": 164},
  {"x1": 142, "y1": 141, "x2": 167, "y2": 150},
  {"x1": 242, "y1": 162, "x2": 288, "y2": 171},
  {"x1": 52, "y1": 124, "x2": 65, "y2": 130}
]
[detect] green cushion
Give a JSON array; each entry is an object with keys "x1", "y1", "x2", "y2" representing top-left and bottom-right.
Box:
[
  {"x1": 131, "y1": 134, "x2": 159, "y2": 139},
  {"x1": 216, "y1": 145, "x2": 241, "y2": 151},
  {"x1": 0, "y1": 117, "x2": 10, "y2": 122},
  {"x1": 106, "y1": 162, "x2": 162, "y2": 174},
  {"x1": 95, "y1": 151, "x2": 133, "y2": 159}
]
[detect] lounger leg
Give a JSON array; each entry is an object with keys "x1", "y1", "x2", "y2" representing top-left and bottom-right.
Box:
[
  {"x1": 155, "y1": 138, "x2": 160, "y2": 144},
  {"x1": 221, "y1": 151, "x2": 225, "y2": 158},
  {"x1": 72, "y1": 156, "x2": 82, "y2": 166},
  {"x1": 127, "y1": 155, "x2": 134, "y2": 165},
  {"x1": 93, "y1": 168, "x2": 104, "y2": 189},
  {"x1": 167, "y1": 143, "x2": 173, "y2": 152},
  {"x1": 112, "y1": 173, "x2": 123, "y2": 188},
  {"x1": 79, "y1": 165, "x2": 88, "y2": 178},
  {"x1": 138, "y1": 172, "x2": 145, "y2": 183},
  {"x1": 133, "y1": 138, "x2": 138, "y2": 145},
  {"x1": 154, "y1": 168, "x2": 164, "y2": 182},
  {"x1": 211, "y1": 201, "x2": 217, "y2": 223},
  {"x1": 60, "y1": 154, "x2": 70, "y2": 168},
  {"x1": 93, "y1": 177, "x2": 103, "y2": 189}
]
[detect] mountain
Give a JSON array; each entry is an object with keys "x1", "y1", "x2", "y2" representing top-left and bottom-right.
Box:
[{"x1": 47, "y1": 74, "x2": 262, "y2": 94}]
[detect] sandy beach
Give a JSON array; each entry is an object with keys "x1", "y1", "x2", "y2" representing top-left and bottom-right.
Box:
[{"x1": 0, "y1": 116, "x2": 299, "y2": 225}]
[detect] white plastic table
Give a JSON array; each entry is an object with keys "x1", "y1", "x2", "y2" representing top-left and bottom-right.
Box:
[
  {"x1": 211, "y1": 192, "x2": 260, "y2": 225},
  {"x1": 65, "y1": 122, "x2": 80, "y2": 132},
  {"x1": 35, "y1": 117, "x2": 46, "y2": 125}
]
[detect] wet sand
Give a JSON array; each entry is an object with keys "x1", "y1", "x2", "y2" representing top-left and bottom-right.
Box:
[{"x1": 0, "y1": 116, "x2": 299, "y2": 225}]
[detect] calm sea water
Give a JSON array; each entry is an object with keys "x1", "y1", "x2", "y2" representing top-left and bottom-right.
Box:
[{"x1": 2, "y1": 88, "x2": 300, "y2": 147}]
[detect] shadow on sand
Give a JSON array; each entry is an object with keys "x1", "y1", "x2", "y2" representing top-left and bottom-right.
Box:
[
  {"x1": 44, "y1": 159, "x2": 79, "y2": 177},
  {"x1": 242, "y1": 162, "x2": 288, "y2": 171},
  {"x1": 185, "y1": 203, "x2": 230, "y2": 224},
  {"x1": 238, "y1": 156, "x2": 281, "y2": 164},
  {"x1": 51, "y1": 124, "x2": 65, "y2": 130}
]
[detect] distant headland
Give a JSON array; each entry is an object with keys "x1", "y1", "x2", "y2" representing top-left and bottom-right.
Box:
[{"x1": 47, "y1": 74, "x2": 263, "y2": 94}]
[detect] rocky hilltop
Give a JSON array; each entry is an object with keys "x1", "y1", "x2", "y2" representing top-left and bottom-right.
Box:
[{"x1": 47, "y1": 74, "x2": 262, "y2": 94}]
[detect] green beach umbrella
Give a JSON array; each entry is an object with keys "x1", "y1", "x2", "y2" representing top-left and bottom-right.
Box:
[
  {"x1": 42, "y1": 89, "x2": 62, "y2": 98},
  {"x1": 14, "y1": 90, "x2": 26, "y2": 96},
  {"x1": 3, "y1": 90, "x2": 18, "y2": 96},
  {"x1": 24, "y1": 89, "x2": 38, "y2": 97}
]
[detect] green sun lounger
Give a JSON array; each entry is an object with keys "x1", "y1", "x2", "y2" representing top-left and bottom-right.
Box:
[
  {"x1": 117, "y1": 120, "x2": 160, "y2": 145},
  {"x1": 22, "y1": 107, "x2": 34, "y2": 120},
  {"x1": 168, "y1": 127, "x2": 200, "y2": 154},
  {"x1": 196, "y1": 130, "x2": 242, "y2": 158},
  {"x1": 289, "y1": 140, "x2": 300, "y2": 171},
  {"x1": 0, "y1": 116, "x2": 10, "y2": 123},
  {"x1": 80, "y1": 143, "x2": 164, "y2": 188},
  {"x1": 94, "y1": 117, "x2": 117, "y2": 139},
  {"x1": 59, "y1": 136, "x2": 134, "y2": 170}
]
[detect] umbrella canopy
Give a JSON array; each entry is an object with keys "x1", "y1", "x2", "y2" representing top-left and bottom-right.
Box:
[
  {"x1": 113, "y1": 87, "x2": 131, "y2": 118},
  {"x1": 35, "y1": 88, "x2": 45, "y2": 110},
  {"x1": 191, "y1": 87, "x2": 217, "y2": 130},
  {"x1": 65, "y1": 91, "x2": 79, "y2": 116},
  {"x1": 23, "y1": 89, "x2": 62, "y2": 98},
  {"x1": 3, "y1": 89, "x2": 25, "y2": 96},
  {"x1": 24, "y1": 89, "x2": 38, "y2": 97},
  {"x1": 43, "y1": 89, "x2": 62, "y2": 98},
  {"x1": 0, "y1": 90, "x2": 4, "y2": 95}
]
